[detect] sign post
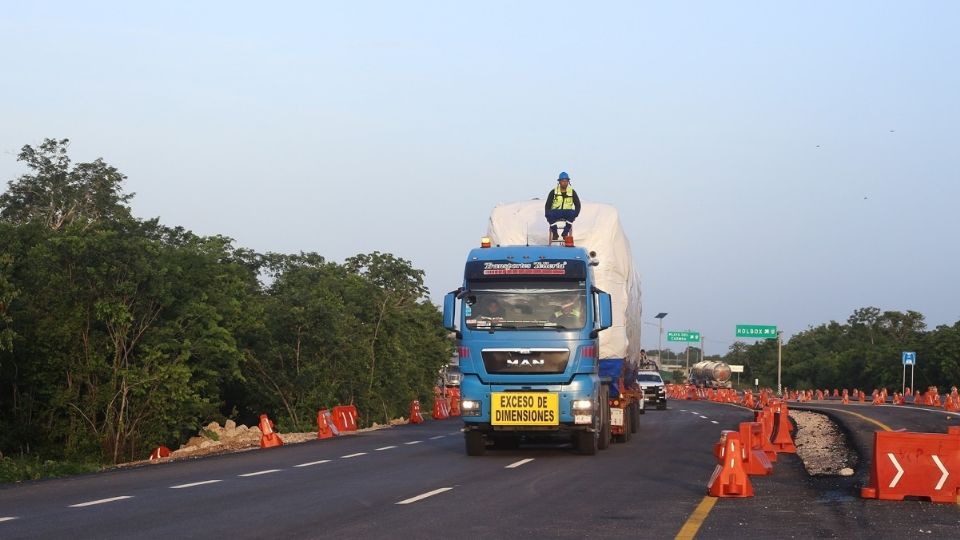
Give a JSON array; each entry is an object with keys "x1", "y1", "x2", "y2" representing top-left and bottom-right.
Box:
[
  {"x1": 902, "y1": 352, "x2": 916, "y2": 395},
  {"x1": 735, "y1": 325, "x2": 780, "y2": 394},
  {"x1": 668, "y1": 331, "x2": 701, "y2": 373}
]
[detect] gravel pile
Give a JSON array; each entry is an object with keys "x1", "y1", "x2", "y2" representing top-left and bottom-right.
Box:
[{"x1": 791, "y1": 409, "x2": 857, "y2": 476}]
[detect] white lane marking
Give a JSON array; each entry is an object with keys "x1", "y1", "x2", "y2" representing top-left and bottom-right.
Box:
[
  {"x1": 69, "y1": 496, "x2": 132, "y2": 508},
  {"x1": 699, "y1": 415, "x2": 708, "y2": 419},
  {"x1": 0, "y1": 517, "x2": 17, "y2": 522},
  {"x1": 933, "y1": 455, "x2": 949, "y2": 490},
  {"x1": 887, "y1": 453, "x2": 904, "y2": 488},
  {"x1": 404, "y1": 440, "x2": 422, "y2": 445},
  {"x1": 505, "y1": 458, "x2": 534, "y2": 469},
  {"x1": 294, "y1": 460, "x2": 331, "y2": 467},
  {"x1": 396, "y1": 487, "x2": 453, "y2": 505},
  {"x1": 376, "y1": 445, "x2": 397, "y2": 451},
  {"x1": 710, "y1": 420, "x2": 719, "y2": 424},
  {"x1": 341, "y1": 452, "x2": 366, "y2": 459},
  {"x1": 239, "y1": 469, "x2": 281, "y2": 477},
  {"x1": 170, "y1": 480, "x2": 222, "y2": 489},
  {"x1": 429, "y1": 435, "x2": 445, "y2": 440}
]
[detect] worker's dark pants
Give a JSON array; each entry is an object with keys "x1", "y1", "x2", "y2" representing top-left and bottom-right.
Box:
[{"x1": 546, "y1": 210, "x2": 576, "y2": 236}]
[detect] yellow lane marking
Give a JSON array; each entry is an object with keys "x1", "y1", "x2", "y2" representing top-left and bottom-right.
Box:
[
  {"x1": 802, "y1": 406, "x2": 892, "y2": 431},
  {"x1": 675, "y1": 496, "x2": 717, "y2": 540}
]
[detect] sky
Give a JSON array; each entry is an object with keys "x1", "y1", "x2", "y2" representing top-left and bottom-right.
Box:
[{"x1": 2, "y1": 1, "x2": 959, "y2": 354}]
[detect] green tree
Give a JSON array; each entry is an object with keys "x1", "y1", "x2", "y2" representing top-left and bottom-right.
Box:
[{"x1": 0, "y1": 139, "x2": 133, "y2": 230}]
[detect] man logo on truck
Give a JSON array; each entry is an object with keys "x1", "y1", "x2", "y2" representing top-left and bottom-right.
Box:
[{"x1": 507, "y1": 359, "x2": 545, "y2": 366}]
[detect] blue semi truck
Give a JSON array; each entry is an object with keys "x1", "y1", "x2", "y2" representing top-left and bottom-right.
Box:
[{"x1": 442, "y1": 201, "x2": 643, "y2": 455}]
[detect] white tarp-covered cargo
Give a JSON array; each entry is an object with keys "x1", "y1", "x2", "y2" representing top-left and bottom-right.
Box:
[{"x1": 486, "y1": 201, "x2": 642, "y2": 363}]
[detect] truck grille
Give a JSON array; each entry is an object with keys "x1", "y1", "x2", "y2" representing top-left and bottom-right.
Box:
[{"x1": 481, "y1": 349, "x2": 569, "y2": 374}]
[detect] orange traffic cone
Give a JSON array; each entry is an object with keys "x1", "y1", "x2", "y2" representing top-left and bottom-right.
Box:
[
  {"x1": 707, "y1": 430, "x2": 754, "y2": 497},
  {"x1": 149, "y1": 446, "x2": 171, "y2": 461},
  {"x1": 771, "y1": 401, "x2": 797, "y2": 453},
  {"x1": 259, "y1": 413, "x2": 284, "y2": 448},
  {"x1": 410, "y1": 400, "x2": 425, "y2": 424}
]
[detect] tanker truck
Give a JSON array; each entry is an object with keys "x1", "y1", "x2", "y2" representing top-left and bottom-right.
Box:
[
  {"x1": 442, "y1": 201, "x2": 643, "y2": 455},
  {"x1": 688, "y1": 360, "x2": 733, "y2": 388}
]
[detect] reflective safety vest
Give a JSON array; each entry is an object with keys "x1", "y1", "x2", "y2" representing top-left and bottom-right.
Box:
[{"x1": 551, "y1": 186, "x2": 576, "y2": 210}]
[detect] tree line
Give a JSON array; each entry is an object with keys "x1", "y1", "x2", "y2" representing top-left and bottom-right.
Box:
[
  {"x1": 722, "y1": 307, "x2": 960, "y2": 392},
  {"x1": 0, "y1": 139, "x2": 451, "y2": 465}
]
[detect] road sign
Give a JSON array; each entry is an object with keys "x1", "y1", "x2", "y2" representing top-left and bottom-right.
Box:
[
  {"x1": 735, "y1": 325, "x2": 778, "y2": 339},
  {"x1": 902, "y1": 352, "x2": 916, "y2": 366},
  {"x1": 667, "y1": 331, "x2": 701, "y2": 342},
  {"x1": 729, "y1": 365, "x2": 744, "y2": 373}
]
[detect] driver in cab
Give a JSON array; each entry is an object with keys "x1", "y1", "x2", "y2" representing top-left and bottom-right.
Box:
[
  {"x1": 551, "y1": 302, "x2": 583, "y2": 327},
  {"x1": 476, "y1": 298, "x2": 506, "y2": 320}
]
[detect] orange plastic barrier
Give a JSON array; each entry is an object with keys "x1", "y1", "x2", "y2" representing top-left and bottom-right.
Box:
[
  {"x1": 447, "y1": 387, "x2": 461, "y2": 417},
  {"x1": 861, "y1": 426, "x2": 960, "y2": 503},
  {"x1": 753, "y1": 408, "x2": 778, "y2": 462},
  {"x1": 149, "y1": 446, "x2": 171, "y2": 460},
  {"x1": 409, "y1": 400, "x2": 425, "y2": 424},
  {"x1": 707, "y1": 430, "x2": 754, "y2": 497},
  {"x1": 317, "y1": 408, "x2": 339, "y2": 439},
  {"x1": 258, "y1": 413, "x2": 284, "y2": 448},
  {"x1": 432, "y1": 397, "x2": 449, "y2": 420},
  {"x1": 332, "y1": 405, "x2": 359, "y2": 432},
  {"x1": 739, "y1": 422, "x2": 773, "y2": 476}
]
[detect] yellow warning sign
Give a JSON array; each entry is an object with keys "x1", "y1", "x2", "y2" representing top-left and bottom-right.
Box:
[{"x1": 491, "y1": 392, "x2": 559, "y2": 425}]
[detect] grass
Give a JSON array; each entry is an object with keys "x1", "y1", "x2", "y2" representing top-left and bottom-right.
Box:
[{"x1": 0, "y1": 456, "x2": 101, "y2": 483}]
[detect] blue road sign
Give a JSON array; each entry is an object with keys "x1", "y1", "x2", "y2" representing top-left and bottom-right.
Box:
[{"x1": 902, "y1": 351, "x2": 916, "y2": 366}]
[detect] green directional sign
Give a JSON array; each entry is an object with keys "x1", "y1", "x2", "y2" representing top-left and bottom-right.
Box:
[
  {"x1": 736, "y1": 324, "x2": 778, "y2": 339},
  {"x1": 667, "y1": 331, "x2": 701, "y2": 342}
]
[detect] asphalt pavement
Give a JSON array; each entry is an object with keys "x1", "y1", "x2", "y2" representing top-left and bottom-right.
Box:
[{"x1": 0, "y1": 399, "x2": 958, "y2": 539}]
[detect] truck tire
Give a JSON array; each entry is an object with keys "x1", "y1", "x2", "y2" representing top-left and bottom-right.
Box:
[
  {"x1": 598, "y1": 388, "x2": 611, "y2": 450},
  {"x1": 630, "y1": 403, "x2": 640, "y2": 434},
  {"x1": 621, "y1": 407, "x2": 632, "y2": 442},
  {"x1": 657, "y1": 400, "x2": 667, "y2": 410},
  {"x1": 575, "y1": 430, "x2": 598, "y2": 455},
  {"x1": 465, "y1": 431, "x2": 486, "y2": 456}
]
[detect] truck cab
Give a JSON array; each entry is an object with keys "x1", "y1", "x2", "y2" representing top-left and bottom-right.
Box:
[{"x1": 443, "y1": 244, "x2": 613, "y2": 455}]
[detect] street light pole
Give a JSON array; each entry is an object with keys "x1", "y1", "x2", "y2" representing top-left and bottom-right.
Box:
[
  {"x1": 654, "y1": 312, "x2": 668, "y2": 369},
  {"x1": 777, "y1": 330, "x2": 783, "y2": 396}
]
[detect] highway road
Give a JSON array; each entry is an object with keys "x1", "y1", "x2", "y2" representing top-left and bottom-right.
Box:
[{"x1": 1, "y1": 401, "x2": 958, "y2": 539}]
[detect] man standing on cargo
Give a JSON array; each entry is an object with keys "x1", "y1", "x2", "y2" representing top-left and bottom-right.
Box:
[{"x1": 544, "y1": 171, "x2": 581, "y2": 240}]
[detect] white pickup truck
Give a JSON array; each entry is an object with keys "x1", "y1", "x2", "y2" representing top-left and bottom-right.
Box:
[{"x1": 636, "y1": 370, "x2": 667, "y2": 410}]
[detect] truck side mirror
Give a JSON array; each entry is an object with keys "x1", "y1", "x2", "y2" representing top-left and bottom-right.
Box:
[
  {"x1": 597, "y1": 291, "x2": 613, "y2": 330},
  {"x1": 443, "y1": 292, "x2": 458, "y2": 332}
]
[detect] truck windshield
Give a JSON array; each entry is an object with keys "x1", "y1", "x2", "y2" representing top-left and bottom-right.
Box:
[{"x1": 463, "y1": 282, "x2": 586, "y2": 331}]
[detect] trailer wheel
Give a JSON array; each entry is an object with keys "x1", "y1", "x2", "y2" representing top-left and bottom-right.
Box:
[
  {"x1": 465, "y1": 431, "x2": 486, "y2": 456},
  {"x1": 621, "y1": 407, "x2": 632, "y2": 442},
  {"x1": 575, "y1": 430, "x2": 598, "y2": 455},
  {"x1": 657, "y1": 401, "x2": 667, "y2": 410},
  {"x1": 630, "y1": 403, "x2": 640, "y2": 433}
]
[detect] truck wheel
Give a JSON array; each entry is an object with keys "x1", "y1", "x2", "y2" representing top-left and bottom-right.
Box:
[
  {"x1": 630, "y1": 403, "x2": 640, "y2": 433},
  {"x1": 598, "y1": 390, "x2": 611, "y2": 450},
  {"x1": 465, "y1": 431, "x2": 486, "y2": 456},
  {"x1": 657, "y1": 401, "x2": 667, "y2": 410},
  {"x1": 621, "y1": 407, "x2": 632, "y2": 442},
  {"x1": 575, "y1": 430, "x2": 597, "y2": 455}
]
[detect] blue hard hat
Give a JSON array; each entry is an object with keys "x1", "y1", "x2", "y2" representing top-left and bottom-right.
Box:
[{"x1": 558, "y1": 171, "x2": 570, "y2": 181}]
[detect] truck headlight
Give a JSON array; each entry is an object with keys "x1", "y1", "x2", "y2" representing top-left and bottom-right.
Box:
[
  {"x1": 571, "y1": 399, "x2": 592, "y2": 411},
  {"x1": 461, "y1": 400, "x2": 481, "y2": 416}
]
